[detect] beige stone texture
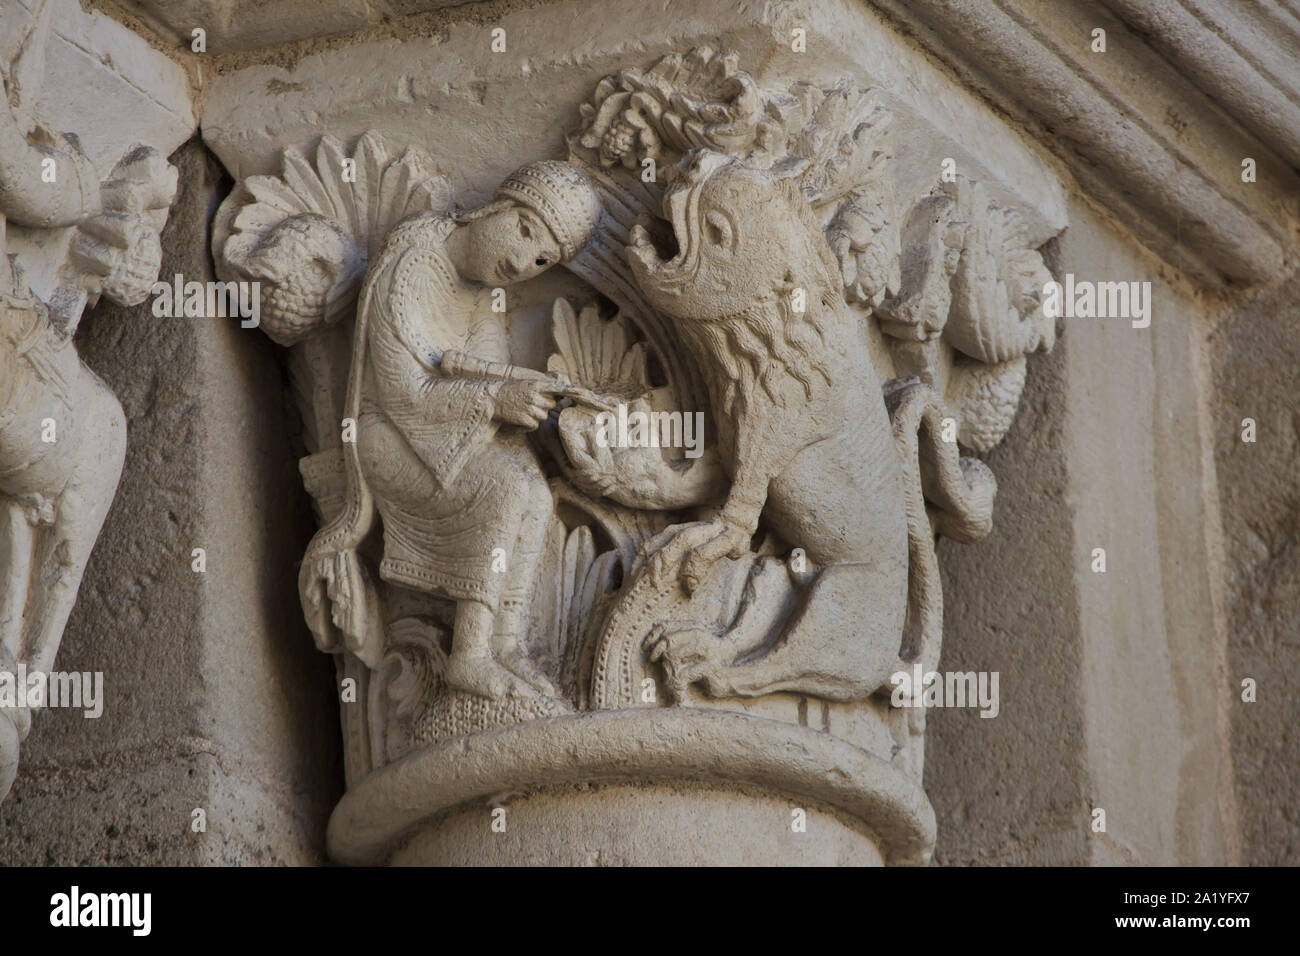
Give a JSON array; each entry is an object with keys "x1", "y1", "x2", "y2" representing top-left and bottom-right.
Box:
[
  {"x1": 0, "y1": 0, "x2": 1294, "y2": 868},
  {"x1": 1210, "y1": 269, "x2": 1300, "y2": 866},
  {"x1": 390, "y1": 784, "x2": 886, "y2": 866},
  {"x1": 930, "y1": 198, "x2": 1240, "y2": 865}
]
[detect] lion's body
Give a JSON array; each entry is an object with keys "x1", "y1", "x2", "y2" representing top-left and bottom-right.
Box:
[{"x1": 628, "y1": 152, "x2": 915, "y2": 699}]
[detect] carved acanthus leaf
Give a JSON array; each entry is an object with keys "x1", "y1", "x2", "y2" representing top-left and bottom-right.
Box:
[
  {"x1": 943, "y1": 177, "x2": 1055, "y2": 365},
  {"x1": 213, "y1": 131, "x2": 453, "y2": 346},
  {"x1": 578, "y1": 47, "x2": 761, "y2": 169},
  {"x1": 769, "y1": 83, "x2": 901, "y2": 306},
  {"x1": 879, "y1": 175, "x2": 1055, "y2": 452},
  {"x1": 547, "y1": 298, "x2": 649, "y2": 389}
]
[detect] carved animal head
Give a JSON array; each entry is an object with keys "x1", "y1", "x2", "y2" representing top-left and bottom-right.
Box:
[
  {"x1": 627, "y1": 150, "x2": 840, "y2": 415},
  {"x1": 627, "y1": 150, "x2": 840, "y2": 321}
]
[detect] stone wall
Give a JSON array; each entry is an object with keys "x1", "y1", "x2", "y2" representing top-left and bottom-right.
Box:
[
  {"x1": 1211, "y1": 268, "x2": 1300, "y2": 867},
  {"x1": 930, "y1": 198, "x2": 1240, "y2": 866}
]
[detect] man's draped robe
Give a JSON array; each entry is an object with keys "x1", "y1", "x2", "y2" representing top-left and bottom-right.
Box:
[{"x1": 357, "y1": 214, "x2": 551, "y2": 611}]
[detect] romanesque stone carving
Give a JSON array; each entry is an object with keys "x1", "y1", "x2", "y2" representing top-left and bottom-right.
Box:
[
  {"x1": 306, "y1": 160, "x2": 609, "y2": 712},
  {"x1": 622, "y1": 149, "x2": 995, "y2": 705},
  {"x1": 213, "y1": 46, "x2": 1058, "y2": 864},
  {"x1": 878, "y1": 176, "x2": 1055, "y2": 453},
  {"x1": 0, "y1": 13, "x2": 178, "y2": 799}
]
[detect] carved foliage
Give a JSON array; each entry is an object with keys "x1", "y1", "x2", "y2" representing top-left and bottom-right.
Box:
[
  {"x1": 578, "y1": 48, "x2": 761, "y2": 168},
  {"x1": 205, "y1": 47, "x2": 1060, "y2": 794},
  {"x1": 213, "y1": 132, "x2": 452, "y2": 346}
]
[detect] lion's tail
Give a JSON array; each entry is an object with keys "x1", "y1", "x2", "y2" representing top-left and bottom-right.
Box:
[{"x1": 884, "y1": 379, "x2": 997, "y2": 678}]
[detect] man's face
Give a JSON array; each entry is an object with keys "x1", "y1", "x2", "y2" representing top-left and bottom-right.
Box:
[{"x1": 462, "y1": 205, "x2": 562, "y2": 284}]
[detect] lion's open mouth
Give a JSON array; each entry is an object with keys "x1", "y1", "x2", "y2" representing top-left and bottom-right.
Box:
[
  {"x1": 628, "y1": 218, "x2": 679, "y2": 274},
  {"x1": 627, "y1": 150, "x2": 736, "y2": 301},
  {"x1": 627, "y1": 179, "x2": 700, "y2": 295}
]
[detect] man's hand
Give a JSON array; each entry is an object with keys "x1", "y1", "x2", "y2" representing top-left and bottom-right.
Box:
[{"x1": 493, "y1": 380, "x2": 569, "y2": 429}]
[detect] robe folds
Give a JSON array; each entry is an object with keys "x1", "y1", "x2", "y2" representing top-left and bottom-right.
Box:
[{"x1": 357, "y1": 214, "x2": 551, "y2": 608}]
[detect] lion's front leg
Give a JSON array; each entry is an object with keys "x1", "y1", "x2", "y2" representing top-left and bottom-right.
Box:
[
  {"x1": 643, "y1": 556, "x2": 793, "y2": 701},
  {"x1": 647, "y1": 452, "x2": 773, "y2": 594}
]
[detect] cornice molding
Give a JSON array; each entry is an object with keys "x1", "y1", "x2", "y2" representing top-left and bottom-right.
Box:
[
  {"x1": 864, "y1": 0, "x2": 1300, "y2": 289},
  {"x1": 105, "y1": 0, "x2": 1300, "y2": 288}
]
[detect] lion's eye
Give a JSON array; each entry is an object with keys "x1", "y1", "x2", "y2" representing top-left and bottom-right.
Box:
[
  {"x1": 535, "y1": 258, "x2": 548, "y2": 267},
  {"x1": 704, "y1": 210, "x2": 732, "y2": 249},
  {"x1": 520, "y1": 220, "x2": 532, "y2": 239}
]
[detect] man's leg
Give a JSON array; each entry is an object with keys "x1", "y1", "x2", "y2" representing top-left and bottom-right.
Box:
[
  {"x1": 490, "y1": 472, "x2": 559, "y2": 694},
  {"x1": 445, "y1": 598, "x2": 543, "y2": 699}
]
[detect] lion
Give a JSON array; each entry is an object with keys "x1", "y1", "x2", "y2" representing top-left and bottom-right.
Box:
[{"x1": 623, "y1": 149, "x2": 994, "y2": 701}]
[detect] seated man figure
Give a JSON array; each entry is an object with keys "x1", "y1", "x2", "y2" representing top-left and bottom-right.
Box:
[{"x1": 300, "y1": 161, "x2": 602, "y2": 700}]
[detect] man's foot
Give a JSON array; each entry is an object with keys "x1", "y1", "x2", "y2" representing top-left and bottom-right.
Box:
[
  {"x1": 496, "y1": 647, "x2": 561, "y2": 697},
  {"x1": 445, "y1": 652, "x2": 542, "y2": 700}
]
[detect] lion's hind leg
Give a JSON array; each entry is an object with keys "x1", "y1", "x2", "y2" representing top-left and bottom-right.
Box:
[{"x1": 652, "y1": 561, "x2": 908, "y2": 703}]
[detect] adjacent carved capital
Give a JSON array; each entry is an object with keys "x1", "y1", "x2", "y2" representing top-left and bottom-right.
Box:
[{"x1": 0, "y1": 11, "x2": 179, "y2": 799}]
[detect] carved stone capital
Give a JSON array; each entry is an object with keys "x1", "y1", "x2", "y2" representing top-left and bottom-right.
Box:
[
  {"x1": 0, "y1": 0, "x2": 187, "y2": 801},
  {"x1": 211, "y1": 27, "x2": 1063, "y2": 862}
]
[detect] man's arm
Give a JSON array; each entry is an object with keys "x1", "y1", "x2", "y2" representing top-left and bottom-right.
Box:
[{"x1": 363, "y1": 246, "x2": 503, "y2": 486}]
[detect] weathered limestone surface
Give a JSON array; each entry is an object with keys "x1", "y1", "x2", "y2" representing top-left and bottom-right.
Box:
[
  {"x1": 927, "y1": 322, "x2": 1087, "y2": 865},
  {"x1": 197, "y1": 0, "x2": 1067, "y2": 240},
  {"x1": 1, "y1": 0, "x2": 1295, "y2": 867},
  {"x1": 1, "y1": 0, "x2": 194, "y2": 174},
  {"x1": 865, "y1": 0, "x2": 1300, "y2": 287},
  {"x1": 388, "y1": 783, "x2": 887, "y2": 866},
  {"x1": 192, "y1": 0, "x2": 1075, "y2": 862},
  {"x1": 0, "y1": 0, "x2": 193, "y2": 804},
  {"x1": 1211, "y1": 269, "x2": 1300, "y2": 867},
  {"x1": 930, "y1": 199, "x2": 1240, "y2": 865}
]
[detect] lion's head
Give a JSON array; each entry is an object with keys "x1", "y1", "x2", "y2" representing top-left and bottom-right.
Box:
[{"x1": 627, "y1": 150, "x2": 839, "y2": 416}]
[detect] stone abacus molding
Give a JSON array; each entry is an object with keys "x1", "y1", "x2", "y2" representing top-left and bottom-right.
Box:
[{"x1": 119, "y1": 0, "x2": 1300, "y2": 287}]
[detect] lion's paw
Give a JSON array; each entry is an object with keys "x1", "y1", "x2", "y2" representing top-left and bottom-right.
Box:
[{"x1": 644, "y1": 623, "x2": 731, "y2": 701}]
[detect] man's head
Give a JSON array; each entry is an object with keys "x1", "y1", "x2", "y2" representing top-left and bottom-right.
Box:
[{"x1": 456, "y1": 160, "x2": 602, "y2": 285}]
